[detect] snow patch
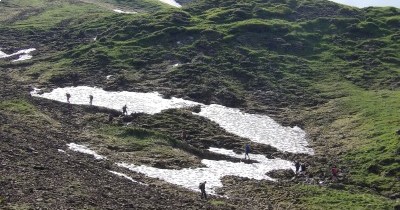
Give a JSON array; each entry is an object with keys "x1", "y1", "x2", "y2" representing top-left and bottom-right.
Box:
[
  {"x1": 158, "y1": 0, "x2": 181, "y2": 8},
  {"x1": 113, "y1": 9, "x2": 137, "y2": 14},
  {"x1": 31, "y1": 86, "x2": 199, "y2": 115},
  {"x1": 109, "y1": 170, "x2": 147, "y2": 185},
  {"x1": 67, "y1": 143, "x2": 106, "y2": 160},
  {"x1": 31, "y1": 86, "x2": 313, "y2": 154},
  {"x1": 12, "y1": 54, "x2": 32, "y2": 62},
  {"x1": 195, "y1": 105, "x2": 314, "y2": 154},
  {"x1": 118, "y1": 148, "x2": 293, "y2": 194},
  {"x1": 0, "y1": 48, "x2": 36, "y2": 62},
  {"x1": 58, "y1": 149, "x2": 66, "y2": 153}
]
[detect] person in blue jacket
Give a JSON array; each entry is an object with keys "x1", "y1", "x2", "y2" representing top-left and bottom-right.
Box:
[{"x1": 245, "y1": 143, "x2": 251, "y2": 160}]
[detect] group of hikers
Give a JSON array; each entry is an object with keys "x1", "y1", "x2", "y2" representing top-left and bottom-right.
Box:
[
  {"x1": 294, "y1": 160, "x2": 342, "y2": 185},
  {"x1": 198, "y1": 144, "x2": 342, "y2": 200},
  {"x1": 65, "y1": 93, "x2": 93, "y2": 105},
  {"x1": 65, "y1": 93, "x2": 129, "y2": 115}
]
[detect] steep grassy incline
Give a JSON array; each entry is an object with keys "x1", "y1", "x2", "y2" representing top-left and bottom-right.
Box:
[{"x1": 0, "y1": 0, "x2": 399, "y2": 208}]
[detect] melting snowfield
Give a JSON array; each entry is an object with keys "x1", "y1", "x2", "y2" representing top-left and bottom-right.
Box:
[
  {"x1": 31, "y1": 86, "x2": 313, "y2": 154},
  {"x1": 31, "y1": 86, "x2": 199, "y2": 114},
  {"x1": 0, "y1": 48, "x2": 36, "y2": 62},
  {"x1": 196, "y1": 105, "x2": 313, "y2": 154},
  {"x1": 119, "y1": 148, "x2": 293, "y2": 194},
  {"x1": 34, "y1": 86, "x2": 313, "y2": 194},
  {"x1": 66, "y1": 143, "x2": 292, "y2": 193}
]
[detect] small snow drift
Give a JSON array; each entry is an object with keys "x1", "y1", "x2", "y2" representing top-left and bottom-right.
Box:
[
  {"x1": 67, "y1": 143, "x2": 106, "y2": 160},
  {"x1": 108, "y1": 170, "x2": 147, "y2": 185},
  {"x1": 113, "y1": 9, "x2": 137, "y2": 14},
  {"x1": 158, "y1": 0, "x2": 182, "y2": 8},
  {"x1": 0, "y1": 48, "x2": 36, "y2": 62}
]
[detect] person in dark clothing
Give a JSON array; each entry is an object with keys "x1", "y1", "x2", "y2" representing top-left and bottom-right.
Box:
[
  {"x1": 301, "y1": 163, "x2": 307, "y2": 174},
  {"x1": 66, "y1": 93, "x2": 71, "y2": 103},
  {"x1": 244, "y1": 143, "x2": 251, "y2": 160},
  {"x1": 331, "y1": 165, "x2": 339, "y2": 181},
  {"x1": 199, "y1": 181, "x2": 207, "y2": 199},
  {"x1": 295, "y1": 161, "x2": 301, "y2": 174},
  {"x1": 89, "y1": 95, "x2": 93, "y2": 105},
  {"x1": 122, "y1": 105, "x2": 127, "y2": 115}
]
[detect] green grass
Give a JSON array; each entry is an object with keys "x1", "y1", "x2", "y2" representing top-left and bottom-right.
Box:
[
  {"x1": 339, "y1": 89, "x2": 400, "y2": 193},
  {"x1": 0, "y1": 100, "x2": 38, "y2": 115},
  {"x1": 12, "y1": 2, "x2": 111, "y2": 29},
  {"x1": 294, "y1": 185, "x2": 395, "y2": 210},
  {"x1": 0, "y1": 99, "x2": 60, "y2": 127},
  {"x1": 209, "y1": 200, "x2": 226, "y2": 206},
  {"x1": 101, "y1": 0, "x2": 172, "y2": 11},
  {"x1": 98, "y1": 126, "x2": 176, "y2": 150}
]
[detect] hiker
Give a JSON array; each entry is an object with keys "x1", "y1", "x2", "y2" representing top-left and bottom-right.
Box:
[
  {"x1": 89, "y1": 95, "x2": 93, "y2": 105},
  {"x1": 331, "y1": 165, "x2": 339, "y2": 181},
  {"x1": 122, "y1": 105, "x2": 127, "y2": 115},
  {"x1": 300, "y1": 163, "x2": 307, "y2": 174},
  {"x1": 244, "y1": 143, "x2": 251, "y2": 160},
  {"x1": 295, "y1": 161, "x2": 301, "y2": 174},
  {"x1": 181, "y1": 130, "x2": 187, "y2": 141},
  {"x1": 199, "y1": 181, "x2": 207, "y2": 199},
  {"x1": 66, "y1": 93, "x2": 71, "y2": 103}
]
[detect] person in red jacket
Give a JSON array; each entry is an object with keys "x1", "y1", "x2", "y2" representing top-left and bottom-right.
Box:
[{"x1": 331, "y1": 165, "x2": 339, "y2": 181}]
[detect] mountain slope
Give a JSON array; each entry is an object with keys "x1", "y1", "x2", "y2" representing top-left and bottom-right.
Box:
[{"x1": 0, "y1": 0, "x2": 399, "y2": 209}]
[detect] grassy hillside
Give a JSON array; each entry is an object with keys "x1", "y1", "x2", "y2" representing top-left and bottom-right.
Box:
[{"x1": 0, "y1": 0, "x2": 399, "y2": 208}]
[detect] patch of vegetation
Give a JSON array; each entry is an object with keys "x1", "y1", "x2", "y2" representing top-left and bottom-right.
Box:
[
  {"x1": 339, "y1": 89, "x2": 400, "y2": 194},
  {"x1": 294, "y1": 185, "x2": 395, "y2": 209},
  {"x1": 0, "y1": 100, "x2": 38, "y2": 115},
  {"x1": 98, "y1": 126, "x2": 177, "y2": 150},
  {"x1": 209, "y1": 199, "x2": 226, "y2": 206},
  {"x1": 11, "y1": 2, "x2": 111, "y2": 29},
  {"x1": 100, "y1": 0, "x2": 171, "y2": 12}
]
